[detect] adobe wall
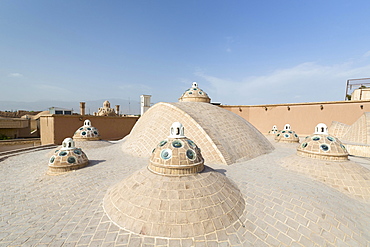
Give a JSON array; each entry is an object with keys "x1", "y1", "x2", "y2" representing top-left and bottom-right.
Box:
[
  {"x1": 40, "y1": 115, "x2": 139, "y2": 145},
  {"x1": 220, "y1": 100, "x2": 370, "y2": 136}
]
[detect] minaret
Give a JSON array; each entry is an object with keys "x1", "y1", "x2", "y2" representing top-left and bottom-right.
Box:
[{"x1": 140, "y1": 95, "x2": 151, "y2": 115}]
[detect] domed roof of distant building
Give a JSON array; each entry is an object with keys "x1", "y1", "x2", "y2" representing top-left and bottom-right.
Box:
[
  {"x1": 179, "y1": 82, "x2": 211, "y2": 103},
  {"x1": 73, "y1": 119, "x2": 100, "y2": 141},
  {"x1": 96, "y1": 100, "x2": 117, "y2": 116},
  {"x1": 104, "y1": 122, "x2": 246, "y2": 241},
  {"x1": 48, "y1": 138, "x2": 89, "y2": 174},
  {"x1": 297, "y1": 123, "x2": 348, "y2": 161},
  {"x1": 275, "y1": 124, "x2": 300, "y2": 143}
]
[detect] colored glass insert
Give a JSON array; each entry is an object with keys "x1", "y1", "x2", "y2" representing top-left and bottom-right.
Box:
[
  {"x1": 152, "y1": 148, "x2": 156, "y2": 153},
  {"x1": 282, "y1": 131, "x2": 286, "y2": 133},
  {"x1": 312, "y1": 136, "x2": 320, "y2": 141},
  {"x1": 159, "y1": 140, "x2": 167, "y2": 147},
  {"x1": 186, "y1": 149, "x2": 196, "y2": 160},
  {"x1": 87, "y1": 128, "x2": 91, "y2": 130},
  {"x1": 187, "y1": 139, "x2": 196, "y2": 148},
  {"x1": 59, "y1": 151, "x2": 67, "y2": 156},
  {"x1": 302, "y1": 143, "x2": 308, "y2": 148},
  {"x1": 94, "y1": 131, "x2": 98, "y2": 135},
  {"x1": 193, "y1": 88, "x2": 197, "y2": 90},
  {"x1": 320, "y1": 144, "x2": 329, "y2": 152},
  {"x1": 284, "y1": 134, "x2": 290, "y2": 138},
  {"x1": 288, "y1": 131, "x2": 293, "y2": 134},
  {"x1": 172, "y1": 140, "x2": 183, "y2": 148},
  {"x1": 341, "y1": 144, "x2": 347, "y2": 150},
  {"x1": 50, "y1": 156, "x2": 55, "y2": 163},
  {"x1": 79, "y1": 128, "x2": 83, "y2": 130},
  {"x1": 67, "y1": 156, "x2": 76, "y2": 164},
  {"x1": 160, "y1": 149, "x2": 172, "y2": 160},
  {"x1": 327, "y1": 136, "x2": 335, "y2": 142},
  {"x1": 74, "y1": 149, "x2": 82, "y2": 155},
  {"x1": 277, "y1": 134, "x2": 280, "y2": 137},
  {"x1": 294, "y1": 134, "x2": 298, "y2": 138},
  {"x1": 189, "y1": 92, "x2": 193, "y2": 94},
  {"x1": 199, "y1": 91, "x2": 203, "y2": 94},
  {"x1": 82, "y1": 131, "x2": 87, "y2": 136},
  {"x1": 55, "y1": 150, "x2": 59, "y2": 153}
]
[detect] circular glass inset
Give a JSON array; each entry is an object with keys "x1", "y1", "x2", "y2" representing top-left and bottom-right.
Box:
[
  {"x1": 312, "y1": 136, "x2": 320, "y2": 141},
  {"x1": 189, "y1": 92, "x2": 193, "y2": 94},
  {"x1": 187, "y1": 139, "x2": 196, "y2": 148},
  {"x1": 79, "y1": 128, "x2": 83, "y2": 130},
  {"x1": 172, "y1": 140, "x2": 183, "y2": 148},
  {"x1": 159, "y1": 140, "x2": 167, "y2": 147},
  {"x1": 327, "y1": 136, "x2": 335, "y2": 142},
  {"x1": 294, "y1": 134, "x2": 298, "y2": 138},
  {"x1": 59, "y1": 151, "x2": 67, "y2": 156},
  {"x1": 288, "y1": 131, "x2": 293, "y2": 134},
  {"x1": 320, "y1": 144, "x2": 330, "y2": 152},
  {"x1": 81, "y1": 131, "x2": 87, "y2": 136},
  {"x1": 186, "y1": 149, "x2": 196, "y2": 160},
  {"x1": 74, "y1": 149, "x2": 82, "y2": 155},
  {"x1": 199, "y1": 91, "x2": 203, "y2": 94},
  {"x1": 284, "y1": 134, "x2": 290, "y2": 138},
  {"x1": 49, "y1": 156, "x2": 55, "y2": 163},
  {"x1": 193, "y1": 88, "x2": 197, "y2": 90},
  {"x1": 152, "y1": 148, "x2": 156, "y2": 153},
  {"x1": 94, "y1": 131, "x2": 98, "y2": 135},
  {"x1": 160, "y1": 149, "x2": 172, "y2": 160},
  {"x1": 302, "y1": 143, "x2": 308, "y2": 148},
  {"x1": 341, "y1": 144, "x2": 347, "y2": 151},
  {"x1": 67, "y1": 156, "x2": 76, "y2": 164},
  {"x1": 305, "y1": 136, "x2": 309, "y2": 139},
  {"x1": 277, "y1": 133, "x2": 280, "y2": 137},
  {"x1": 87, "y1": 128, "x2": 91, "y2": 130},
  {"x1": 54, "y1": 149, "x2": 59, "y2": 153},
  {"x1": 282, "y1": 131, "x2": 286, "y2": 133}
]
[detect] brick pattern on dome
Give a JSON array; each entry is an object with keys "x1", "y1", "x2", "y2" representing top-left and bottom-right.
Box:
[
  {"x1": 48, "y1": 148, "x2": 88, "y2": 174},
  {"x1": 297, "y1": 134, "x2": 348, "y2": 161},
  {"x1": 341, "y1": 112, "x2": 370, "y2": 145},
  {"x1": 281, "y1": 155, "x2": 370, "y2": 202},
  {"x1": 103, "y1": 167, "x2": 245, "y2": 239},
  {"x1": 329, "y1": 121, "x2": 350, "y2": 139},
  {"x1": 122, "y1": 102, "x2": 274, "y2": 165},
  {"x1": 275, "y1": 130, "x2": 300, "y2": 143}
]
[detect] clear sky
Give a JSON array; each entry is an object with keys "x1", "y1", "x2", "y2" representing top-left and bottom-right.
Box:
[{"x1": 1, "y1": 0, "x2": 370, "y2": 109}]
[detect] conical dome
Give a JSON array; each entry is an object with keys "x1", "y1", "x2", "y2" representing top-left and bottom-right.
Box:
[
  {"x1": 48, "y1": 138, "x2": 89, "y2": 174},
  {"x1": 275, "y1": 124, "x2": 299, "y2": 143},
  {"x1": 73, "y1": 119, "x2": 100, "y2": 141},
  {"x1": 179, "y1": 82, "x2": 211, "y2": 103},
  {"x1": 297, "y1": 123, "x2": 348, "y2": 161},
  {"x1": 103, "y1": 122, "x2": 245, "y2": 240}
]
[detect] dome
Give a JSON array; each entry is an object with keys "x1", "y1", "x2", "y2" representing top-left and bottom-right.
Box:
[
  {"x1": 275, "y1": 124, "x2": 299, "y2": 143},
  {"x1": 73, "y1": 119, "x2": 100, "y2": 141},
  {"x1": 48, "y1": 138, "x2": 89, "y2": 174},
  {"x1": 297, "y1": 123, "x2": 348, "y2": 161},
  {"x1": 267, "y1": 125, "x2": 279, "y2": 135},
  {"x1": 104, "y1": 122, "x2": 245, "y2": 240},
  {"x1": 122, "y1": 102, "x2": 274, "y2": 165},
  {"x1": 178, "y1": 82, "x2": 211, "y2": 103}
]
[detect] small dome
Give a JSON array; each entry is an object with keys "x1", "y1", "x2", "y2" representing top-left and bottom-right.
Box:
[
  {"x1": 275, "y1": 124, "x2": 299, "y2": 143},
  {"x1": 297, "y1": 124, "x2": 348, "y2": 161},
  {"x1": 148, "y1": 122, "x2": 204, "y2": 176},
  {"x1": 48, "y1": 138, "x2": 89, "y2": 174},
  {"x1": 178, "y1": 82, "x2": 211, "y2": 103},
  {"x1": 73, "y1": 119, "x2": 100, "y2": 141},
  {"x1": 268, "y1": 125, "x2": 279, "y2": 135},
  {"x1": 103, "y1": 122, "x2": 245, "y2": 240}
]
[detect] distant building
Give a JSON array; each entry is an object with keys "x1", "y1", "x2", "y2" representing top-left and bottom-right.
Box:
[{"x1": 49, "y1": 107, "x2": 72, "y2": 115}]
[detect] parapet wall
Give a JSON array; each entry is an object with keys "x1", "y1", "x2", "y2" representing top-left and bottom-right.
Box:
[
  {"x1": 40, "y1": 115, "x2": 139, "y2": 145},
  {"x1": 220, "y1": 100, "x2": 370, "y2": 136}
]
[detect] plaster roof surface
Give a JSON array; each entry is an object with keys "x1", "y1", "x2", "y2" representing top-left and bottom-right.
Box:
[
  {"x1": 1, "y1": 137, "x2": 370, "y2": 246},
  {"x1": 122, "y1": 102, "x2": 274, "y2": 165}
]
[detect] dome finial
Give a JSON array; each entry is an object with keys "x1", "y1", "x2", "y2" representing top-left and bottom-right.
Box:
[
  {"x1": 61, "y1": 138, "x2": 75, "y2": 150},
  {"x1": 169, "y1": 122, "x2": 185, "y2": 138},
  {"x1": 192, "y1": 82, "x2": 198, "y2": 88},
  {"x1": 314, "y1": 123, "x2": 328, "y2": 135}
]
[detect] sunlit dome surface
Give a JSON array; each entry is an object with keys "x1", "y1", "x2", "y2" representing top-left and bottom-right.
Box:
[
  {"x1": 178, "y1": 82, "x2": 211, "y2": 103},
  {"x1": 73, "y1": 119, "x2": 100, "y2": 141}
]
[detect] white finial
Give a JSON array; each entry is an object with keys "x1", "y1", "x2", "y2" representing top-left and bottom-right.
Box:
[
  {"x1": 272, "y1": 125, "x2": 277, "y2": 130},
  {"x1": 192, "y1": 82, "x2": 198, "y2": 88},
  {"x1": 168, "y1": 122, "x2": 185, "y2": 138},
  {"x1": 284, "y1": 124, "x2": 291, "y2": 130},
  {"x1": 84, "y1": 119, "x2": 91, "y2": 127},
  {"x1": 314, "y1": 123, "x2": 328, "y2": 135},
  {"x1": 61, "y1": 138, "x2": 75, "y2": 150}
]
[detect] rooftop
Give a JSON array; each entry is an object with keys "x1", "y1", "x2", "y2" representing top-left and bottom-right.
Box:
[{"x1": 1, "y1": 136, "x2": 370, "y2": 246}]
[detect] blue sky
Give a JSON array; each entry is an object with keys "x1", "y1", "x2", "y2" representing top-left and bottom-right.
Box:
[{"x1": 1, "y1": 0, "x2": 370, "y2": 111}]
